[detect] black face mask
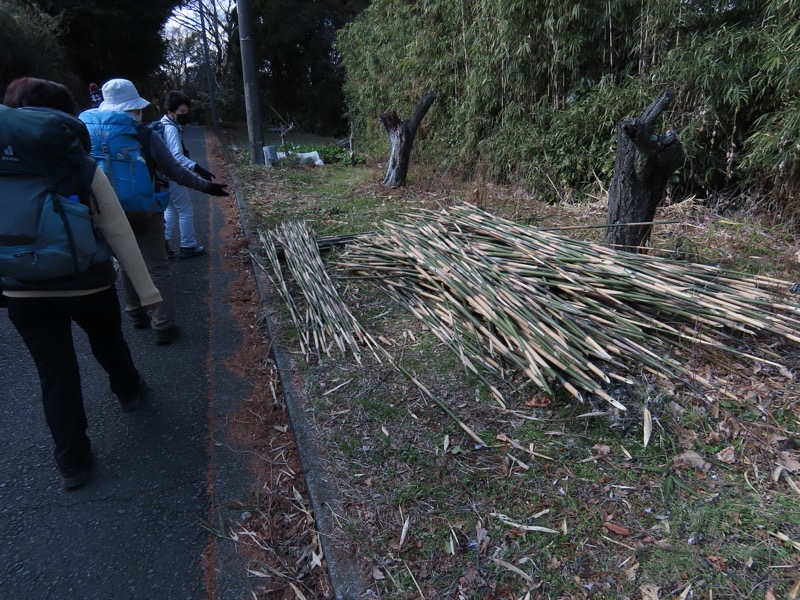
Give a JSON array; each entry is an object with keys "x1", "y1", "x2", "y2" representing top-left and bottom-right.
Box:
[{"x1": 175, "y1": 113, "x2": 190, "y2": 126}]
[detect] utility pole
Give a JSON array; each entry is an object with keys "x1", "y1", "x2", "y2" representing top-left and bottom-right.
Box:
[
  {"x1": 198, "y1": 0, "x2": 219, "y2": 129},
  {"x1": 237, "y1": 0, "x2": 264, "y2": 164}
]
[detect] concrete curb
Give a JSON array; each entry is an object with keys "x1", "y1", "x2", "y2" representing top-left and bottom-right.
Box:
[{"x1": 217, "y1": 137, "x2": 371, "y2": 600}]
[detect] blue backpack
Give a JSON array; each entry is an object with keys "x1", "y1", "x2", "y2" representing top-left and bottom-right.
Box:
[
  {"x1": 0, "y1": 105, "x2": 111, "y2": 283},
  {"x1": 79, "y1": 109, "x2": 169, "y2": 217}
]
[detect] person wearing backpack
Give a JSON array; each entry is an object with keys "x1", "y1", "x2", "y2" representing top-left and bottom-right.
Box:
[
  {"x1": 1, "y1": 77, "x2": 162, "y2": 490},
  {"x1": 88, "y1": 83, "x2": 103, "y2": 108},
  {"x1": 158, "y1": 90, "x2": 217, "y2": 259},
  {"x1": 80, "y1": 78, "x2": 228, "y2": 345}
]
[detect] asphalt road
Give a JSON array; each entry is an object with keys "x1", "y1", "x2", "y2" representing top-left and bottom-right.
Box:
[{"x1": 0, "y1": 126, "x2": 250, "y2": 599}]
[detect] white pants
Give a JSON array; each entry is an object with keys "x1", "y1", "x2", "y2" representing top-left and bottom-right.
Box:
[{"x1": 164, "y1": 182, "x2": 198, "y2": 248}]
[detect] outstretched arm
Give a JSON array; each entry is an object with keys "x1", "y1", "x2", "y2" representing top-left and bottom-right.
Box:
[{"x1": 148, "y1": 132, "x2": 217, "y2": 193}]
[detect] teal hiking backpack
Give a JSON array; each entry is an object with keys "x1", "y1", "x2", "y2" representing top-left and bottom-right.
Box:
[
  {"x1": 0, "y1": 105, "x2": 111, "y2": 283},
  {"x1": 79, "y1": 109, "x2": 169, "y2": 218},
  {"x1": 147, "y1": 119, "x2": 166, "y2": 139}
]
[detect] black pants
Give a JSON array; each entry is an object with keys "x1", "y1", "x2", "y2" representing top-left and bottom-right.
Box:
[{"x1": 7, "y1": 287, "x2": 140, "y2": 471}]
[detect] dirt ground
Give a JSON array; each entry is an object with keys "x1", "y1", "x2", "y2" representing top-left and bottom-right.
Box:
[{"x1": 202, "y1": 134, "x2": 333, "y2": 599}]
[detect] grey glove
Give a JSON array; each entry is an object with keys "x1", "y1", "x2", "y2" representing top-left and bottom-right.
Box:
[
  {"x1": 208, "y1": 183, "x2": 229, "y2": 197},
  {"x1": 194, "y1": 164, "x2": 215, "y2": 181}
]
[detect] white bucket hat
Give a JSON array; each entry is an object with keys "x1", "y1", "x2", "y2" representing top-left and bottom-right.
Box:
[{"x1": 98, "y1": 78, "x2": 151, "y2": 111}]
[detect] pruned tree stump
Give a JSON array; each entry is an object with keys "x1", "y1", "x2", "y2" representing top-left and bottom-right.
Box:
[
  {"x1": 605, "y1": 90, "x2": 685, "y2": 252},
  {"x1": 380, "y1": 90, "x2": 437, "y2": 188}
]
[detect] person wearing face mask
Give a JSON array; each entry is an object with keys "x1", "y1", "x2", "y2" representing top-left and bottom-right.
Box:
[
  {"x1": 159, "y1": 91, "x2": 216, "y2": 260},
  {"x1": 80, "y1": 79, "x2": 228, "y2": 345}
]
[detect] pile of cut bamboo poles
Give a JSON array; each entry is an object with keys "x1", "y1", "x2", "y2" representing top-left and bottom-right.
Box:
[
  {"x1": 260, "y1": 222, "x2": 381, "y2": 364},
  {"x1": 334, "y1": 204, "x2": 800, "y2": 408}
]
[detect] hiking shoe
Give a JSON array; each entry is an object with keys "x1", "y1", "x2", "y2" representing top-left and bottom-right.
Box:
[
  {"x1": 61, "y1": 464, "x2": 91, "y2": 489},
  {"x1": 60, "y1": 451, "x2": 94, "y2": 490},
  {"x1": 118, "y1": 376, "x2": 149, "y2": 412},
  {"x1": 179, "y1": 245, "x2": 206, "y2": 259},
  {"x1": 130, "y1": 309, "x2": 150, "y2": 329},
  {"x1": 154, "y1": 324, "x2": 180, "y2": 346},
  {"x1": 165, "y1": 241, "x2": 175, "y2": 259}
]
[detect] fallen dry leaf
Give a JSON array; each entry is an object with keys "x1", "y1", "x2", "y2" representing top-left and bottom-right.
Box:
[
  {"x1": 707, "y1": 554, "x2": 728, "y2": 572},
  {"x1": 602, "y1": 521, "x2": 630, "y2": 536},
  {"x1": 677, "y1": 429, "x2": 698, "y2": 450},
  {"x1": 623, "y1": 561, "x2": 640, "y2": 581},
  {"x1": 524, "y1": 394, "x2": 551, "y2": 407},
  {"x1": 372, "y1": 567, "x2": 385, "y2": 580},
  {"x1": 640, "y1": 583, "x2": 660, "y2": 599},
  {"x1": 779, "y1": 451, "x2": 800, "y2": 473},
  {"x1": 289, "y1": 582, "x2": 309, "y2": 600},
  {"x1": 673, "y1": 451, "x2": 711, "y2": 472},
  {"x1": 715, "y1": 446, "x2": 736, "y2": 464},
  {"x1": 592, "y1": 444, "x2": 611, "y2": 457}
]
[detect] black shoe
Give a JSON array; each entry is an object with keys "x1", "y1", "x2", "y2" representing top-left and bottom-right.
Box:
[
  {"x1": 179, "y1": 245, "x2": 206, "y2": 259},
  {"x1": 154, "y1": 324, "x2": 180, "y2": 346},
  {"x1": 130, "y1": 309, "x2": 150, "y2": 329},
  {"x1": 165, "y1": 241, "x2": 175, "y2": 259},
  {"x1": 118, "y1": 376, "x2": 149, "y2": 412},
  {"x1": 60, "y1": 451, "x2": 94, "y2": 490}
]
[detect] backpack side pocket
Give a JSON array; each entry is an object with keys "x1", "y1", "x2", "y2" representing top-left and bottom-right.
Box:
[{"x1": 0, "y1": 189, "x2": 103, "y2": 281}]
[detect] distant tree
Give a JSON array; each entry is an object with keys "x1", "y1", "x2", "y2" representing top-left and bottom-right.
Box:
[
  {"x1": 158, "y1": 0, "x2": 242, "y2": 122},
  {"x1": 30, "y1": 0, "x2": 182, "y2": 88},
  {"x1": 241, "y1": 0, "x2": 369, "y2": 135},
  {"x1": 159, "y1": 27, "x2": 197, "y2": 90},
  {"x1": 168, "y1": 0, "x2": 237, "y2": 82},
  {"x1": 0, "y1": 1, "x2": 74, "y2": 90}
]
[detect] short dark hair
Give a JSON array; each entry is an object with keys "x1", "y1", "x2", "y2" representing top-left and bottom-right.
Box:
[
  {"x1": 3, "y1": 77, "x2": 78, "y2": 114},
  {"x1": 163, "y1": 90, "x2": 191, "y2": 114}
]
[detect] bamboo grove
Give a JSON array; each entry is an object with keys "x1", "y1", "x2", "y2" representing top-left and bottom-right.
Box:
[{"x1": 339, "y1": 0, "x2": 800, "y2": 210}]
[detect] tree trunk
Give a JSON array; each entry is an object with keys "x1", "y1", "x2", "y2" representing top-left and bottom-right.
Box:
[
  {"x1": 380, "y1": 90, "x2": 437, "y2": 187},
  {"x1": 604, "y1": 90, "x2": 685, "y2": 252}
]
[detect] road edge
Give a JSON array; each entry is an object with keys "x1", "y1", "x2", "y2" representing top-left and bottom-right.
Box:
[{"x1": 216, "y1": 136, "x2": 371, "y2": 600}]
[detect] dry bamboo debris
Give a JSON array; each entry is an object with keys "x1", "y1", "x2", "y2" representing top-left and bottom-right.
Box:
[
  {"x1": 260, "y1": 222, "x2": 493, "y2": 446},
  {"x1": 271, "y1": 231, "x2": 376, "y2": 257},
  {"x1": 337, "y1": 204, "x2": 800, "y2": 407},
  {"x1": 261, "y1": 222, "x2": 382, "y2": 364},
  {"x1": 259, "y1": 229, "x2": 310, "y2": 358}
]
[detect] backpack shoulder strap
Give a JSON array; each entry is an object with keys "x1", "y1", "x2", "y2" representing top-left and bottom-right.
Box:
[
  {"x1": 135, "y1": 122, "x2": 159, "y2": 181},
  {"x1": 79, "y1": 155, "x2": 101, "y2": 214},
  {"x1": 157, "y1": 117, "x2": 190, "y2": 157}
]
